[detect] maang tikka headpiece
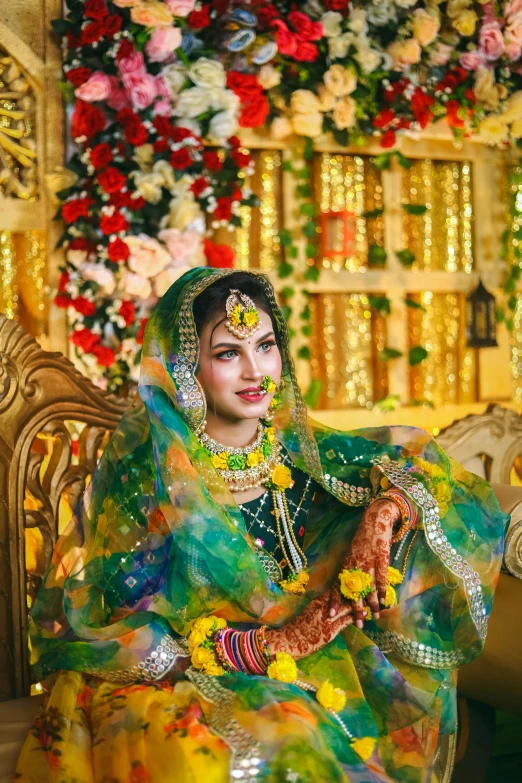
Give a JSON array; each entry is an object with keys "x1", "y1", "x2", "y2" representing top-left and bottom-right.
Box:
[{"x1": 225, "y1": 289, "x2": 260, "y2": 339}]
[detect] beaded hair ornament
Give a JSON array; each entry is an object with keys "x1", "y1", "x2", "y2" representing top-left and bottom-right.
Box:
[{"x1": 225, "y1": 289, "x2": 260, "y2": 339}]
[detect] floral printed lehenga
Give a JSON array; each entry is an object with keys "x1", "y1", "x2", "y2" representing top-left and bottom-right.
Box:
[{"x1": 15, "y1": 267, "x2": 504, "y2": 783}]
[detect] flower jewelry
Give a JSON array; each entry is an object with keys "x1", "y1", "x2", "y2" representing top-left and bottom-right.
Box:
[
  {"x1": 316, "y1": 681, "x2": 347, "y2": 712},
  {"x1": 225, "y1": 289, "x2": 260, "y2": 339},
  {"x1": 260, "y1": 375, "x2": 277, "y2": 394},
  {"x1": 338, "y1": 568, "x2": 374, "y2": 601},
  {"x1": 188, "y1": 615, "x2": 227, "y2": 676},
  {"x1": 267, "y1": 652, "x2": 298, "y2": 682}
]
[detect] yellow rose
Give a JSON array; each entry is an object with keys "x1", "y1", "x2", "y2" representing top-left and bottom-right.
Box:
[
  {"x1": 317, "y1": 84, "x2": 335, "y2": 112},
  {"x1": 214, "y1": 617, "x2": 227, "y2": 630},
  {"x1": 333, "y1": 96, "x2": 356, "y2": 130},
  {"x1": 265, "y1": 427, "x2": 275, "y2": 443},
  {"x1": 452, "y1": 9, "x2": 477, "y2": 36},
  {"x1": 501, "y1": 91, "x2": 522, "y2": 123},
  {"x1": 296, "y1": 571, "x2": 309, "y2": 586},
  {"x1": 290, "y1": 89, "x2": 322, "y2": 115},
  {"x1": 474, "y1": 68, "x2": 502, "y2": 111},
  {"x1": 247, "y1": 451, "x2": 260, "y2": 467},
  {"x1": 191, "y1": 646, "x2": 212, "y2": 669},
  {"x1": 339, "y1": 569, "x2": 373, "y2": 600},
  {"x1": 131, "y1": 0, "x2": 173, "y2": 27},
  {"x1": 291, "y1": 112, "x2": 324, "y2": 138},
  {"x1": 271, "y1": 464, "x2": 293, "y2": 490},
  {"x1": 351, "y1": 737, "x2": 376, "y2": 761},
  {"x1": 479, "y1": 115, "x2": 508, "y2": 144},
  {"x1": 270, "y1": 116, "x2": 293, "y2": 141},
  {"x1": 316, "y1": 681, "x2": 346, "y2": 712},
  {"x1": 386, "y1": 567, "x2": 403, "y2": 586},
  {"x1": 324, "y1": 64, "x2": 357, "y2": 97},
  {"x1": 382, "y1": 585, "x2": 397, "y2": 608},
  {"x1": 243, "y1": 310, "x2": 259, "y2": 328},
  {"x1": 387, "y1": 39, "x2": 422, "y2": 71},
  {"x1": 267, "y1": 652, "x2": 298, "y2": 682},
  {"x1": 192, "y1": 617, "x2": 216, "y2": 635},
  {"x1": 412, "y1": 8, "x2": 440, "y2": 47},
  {"x1": 229, "y1": 304, "x2": 242, "y2": 327},
  {"x1": 280, "y1": 578, "x2": 306, "y2": 595},
  {"x1": 510, "y1": 119, "x2": 522, "y2": 139},
  {"x1": 203, "y1": 658, "x2": 224, "y2": 676},
  {"x1": 212, "y1": 452, "x2": 229, "y2": 470},
  {"x1": 188, "y1": 628, "x2": 207, "y2": 650}
]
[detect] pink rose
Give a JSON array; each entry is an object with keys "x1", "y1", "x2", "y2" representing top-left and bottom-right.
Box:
[
  {"x1": 125, "y1": 234, "x2": 172, "y2": 278},
  {"x1": 75, "y1": 71, "x2": 114, "y2": 102},
  {"x1": 118, "y1": 51, "x2": 146, "y2": 75},
  {"x1": 479, "y1": 20, "x2": 505, "y2": 61},
  {"x1": 460, "y1": 50, "x2": 488, "y2": 70},
  {"x1": 165, "y1": 0, "x2": 196, "y2": 16},
  {"x1": 506, "y1": 0, "x2": 522, "y2": 23},
  {"x1": 107, "y1": 85, "x2": 130, "y2": 111},
  {"x1": 158, "y1": 228, "x2": 201, "y2": 263},
  {"x1": 122, "y1": 71, "x2": 158, "y2": 110},
  {"x1": 145, "y1": 26, "x2": 182, "y2": 62},
  {"x1": 430, "y1": 43, "x2": 453, "y2": 67},
  {"x1": 506, "y1": 21, "x2": 522, "y2": 49}
]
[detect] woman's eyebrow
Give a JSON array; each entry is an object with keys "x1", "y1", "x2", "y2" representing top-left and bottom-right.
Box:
[{"x1": 211, "y1": 331, "x2": 275, "y2": 351}]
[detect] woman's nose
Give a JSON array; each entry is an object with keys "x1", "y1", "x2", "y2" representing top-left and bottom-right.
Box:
[{"x1": 242, "y1": 354, "x2": 263, "y2": 380}]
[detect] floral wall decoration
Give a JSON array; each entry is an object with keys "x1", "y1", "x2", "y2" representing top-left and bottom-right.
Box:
[{"x1": 51, "y1": 0, "x2": 522, "y2": 391}]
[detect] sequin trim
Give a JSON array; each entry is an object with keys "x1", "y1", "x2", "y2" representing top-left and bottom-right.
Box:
[
  {"x1": 321, "y1": 474, "x2": 373, "y2": 506},
  {"x1": 187, "y1": 667, "x2": 265, "y2": 780},
  {"x1": 371, "y1": 457, "x2": 487, "y2": 643},
  {"x1": 364, "y1": 629, "x2": 480, "y2": 669},
  {"x1": 85, "y1": 634, "x2": 188, "y2": 684}
]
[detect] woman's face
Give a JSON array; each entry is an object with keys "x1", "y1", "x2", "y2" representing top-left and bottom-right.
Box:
[{"x1": 197, "y1": 306, "x2": 282, "y2": 423}]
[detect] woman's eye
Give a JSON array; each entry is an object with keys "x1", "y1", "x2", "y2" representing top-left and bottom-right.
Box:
[
  {"x1": 258, "y1": 340, "x2": 276, "y2": 353},
  {"x1": 216, "y1": 349, "x2": 237, "y2": 360}
]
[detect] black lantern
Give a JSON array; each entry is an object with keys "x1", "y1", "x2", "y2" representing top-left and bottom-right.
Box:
[{"x1": 466, "y1": 279, "x2": 498, "y2": 348}]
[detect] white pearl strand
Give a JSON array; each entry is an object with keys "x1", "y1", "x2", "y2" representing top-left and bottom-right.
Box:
[
  {"x1": 274, "y1": 490, "x2": 304, "y2": 573},
  {"x1": 293, "y1": 680, "x2": 354, "y2": 740}
]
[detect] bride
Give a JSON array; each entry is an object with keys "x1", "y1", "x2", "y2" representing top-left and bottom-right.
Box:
[{"x1": 16, "y1": 267, "x2": 504, "y2": 783}]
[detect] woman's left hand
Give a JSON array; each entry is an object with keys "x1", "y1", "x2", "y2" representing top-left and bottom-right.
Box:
[{"x1": 329, "y1": 498, "x2": 400, "y2": 627}]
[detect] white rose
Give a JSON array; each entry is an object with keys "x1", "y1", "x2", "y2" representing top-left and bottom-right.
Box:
[
  {"x1": 126, "y1": 235, "x2": 172, "y2": 279},
  {"x1": 324, "y1": 64, "x2": 357, "y2": 97},
  {"x1": 209, "y1": 110, "x2": 239, "y2": 141},
  {"x1": 154, "y1": 264, "x2": 191, "y2": 297},
  {"x1": 348, "y1": 8, "x2": 368, "y2": 34},
  {"x1": 321, "y1": 11, "x2": 343, "y2": 37},
  {"x1": 174, "y1": 117, "x2": 202, "y2": 136},
  {"x1": 510, "y1": 118, "x2": 522, "y2": 139},
  {"x1": 318, "y1": 85, "x2": 335, "y2": 112},
  {"x1": 502, "y1": 90, "x2": 522, "y2": 122},
  {"x1": 270, "y1": 116, "x2": 293, "y2": 140},
  {"x1": 290, "y1": 89, "x2": 322, "y2": 115},
  {"x1": 258, "y1": 64, "x2": 281, "y2": 89},
  {"x1": 355, "y1": 46, "x2": 383, "y2": 74},
  {"x1": 368, "y1": 3, "x2": 397, "y2": 26},
  {"x1": 478, "y1": 115, "x2": 509, "y2": 144},
  {"x1": 396, "y1": 0, "x2": 418, "y2": 7},
  {"x1": 131, "y1": 171, "x2": 164, "y2": 204},
  {"x1": 152, "y1": 159, "x2": 177, "y2": 191},
  {"x1": 162, "y1": 63, "x2": 188, "y2": 97},
  {"x1": 132, "y1": 144, "x2": 154, "y2": 172},
  {"x1": 174, "y1": 86, "x2": 211, "y2": 118},
  {"x1": 165, "y1": 192, "x2": 202, "y2": 230},
  {"x1": 333, "y1": 95, "x2": 357, "y2": 130},
  {"x1": 80, "y1": 262, "x2": 116, "y2": 295},
  {"x1": 66, "y1": 249, "x2": 87, "y2": 267},
  {"x1": 329, "y1": 32, "x2": 355, "y2": 60},
  {"x1": 188, "y1": 57, "x2": 226, "y2": 89},
  {"x1": 211, "y1": 88, "x2": 240, "y2": 113},
  {"x1": 291, "y1": 112, "x2": 324, "y2": 138},
  {"x1": 119, "y1": 271, "x2": 152, "y2": 300}
]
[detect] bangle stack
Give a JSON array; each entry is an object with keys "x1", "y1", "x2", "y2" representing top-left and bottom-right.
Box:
[
  {"x1": 373, "y1": 488, "x2": 418, "y2": 544},
  {"x1": 215, "y1": 626, "x2": 272, "y2": 675}
]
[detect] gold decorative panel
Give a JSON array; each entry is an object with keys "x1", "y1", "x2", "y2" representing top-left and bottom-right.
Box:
[
  {"x1": 0, "y1": 229, "x2": 47, "y2": 338},
  {"x1": 511, "y1": 296, "x2": 522, "y2": 403},
  {"x1": 315, "y1": 153, "x2": 383, "y2": 272},
  {"x1": 0, "y1": 46, "x2": 38, "y2": 199},
  {"x1": 402, "y1": 160, "x2": 473, "y2": 272},
  {"x1": 310, "y1": 293, "x2": 388, "y2": 409},
  {"x1": 408, "y1": 292, "x2": 477, "y2": 406}
]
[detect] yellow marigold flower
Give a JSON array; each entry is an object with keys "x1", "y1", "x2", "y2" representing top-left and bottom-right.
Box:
[
  {"x1": 212, "y1": 451, "x2": 229, "y2": 470},
  {"x1": 351, "y1": 737, "x2": 376, "y2": 761},
  {"x1": 271, "y1": 464, "x2": 293, "y2": 490},
  {"x1": 188, "y1": 628, "x2": 207, "y2": 650},
  {"x1": 247, "y1": 451, "x2": 260, "y2": 467},
  {"x1": 191, "y1": 645, "x2": 212, "y2": 669},
  {"x1": 364, "y1": 605, "x2": 373, "y2": 621},
  {"x1": 339, "y1": 569, "x2": 373, "y2": 600},
  {"x1": 280, "y1": 579, "x2": 306, "y2": 595},
  {"x1": 203, "y1": 658, "x2": 224, "y2": 676},
  {"x1": 243, "y1": 310, "x2": 259, "y2": 328},
  {"x1": 229, "y1": 304, "x2": 242, "y2": 327},
  {"x1": 316, "y1": 681, "x2": 346, "y2": 712},
  {"x1": 382, "y1": 584, "x2": 397, "y2": 608},
  {"x1": 267, "y1": 652, "x2": 298, "y2": 682},
  {"x1": 386, "y1": 566, "x2": 403, "y2": 586},
  {"x1": 265, "y1": 427, "x2": 275, "y2": 442},
  {"x1": 265, "y1": 380, "x2": 277, "y2": 393},
  {"x1": 296, "y1": 571, "x2": 309, "y2": 586}
]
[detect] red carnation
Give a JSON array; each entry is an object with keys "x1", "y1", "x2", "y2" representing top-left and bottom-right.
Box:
[
  {"x1": 62, "y1": 198, "x2": 93, "y2": 224},
  {"x1": 84, "y1": 0, "x2": 108, "y2": 20},
  {"x1": 66, "y1": 66, "x2": 92, "y2": 87},
  {"x1": 81, "y1": 20, "x2": 105, "y2": 46},
  {"x1": 100, "y1": 211, "x2": 128, "y2": 235},
  {"x1": 170, "y1": 148, "x2": 192, "y2": 170},
  {"x1": 187, "y1": 6, "x2": 211, "y2": 28},
  {"x1": 58, "y1": 271, "x2": 70, "y2": 293},
  {"x1": 108, "y1": 237, "x2": 130, "y2": 262},
  {"x1": 109, "y1": 191, "x2": 133, "y2": 209},
  {"x1": 90, "y1": 142, "x2": 112, "y2": 168},
  {"x1": 137, "y1": 317, "x2": 148, "y2": 345},
  {"x1": 72, "y1": 296, "x2": 97, "y2": 316},
  {"x1": 380, "y1": 129, "x2": 396, "y2": 149},
  {"x1": 373, "y1": 109, "x2": 395, "y2": 129},
  {"x1": 54, "y1": 294, "x2": 70, "y2": 309},
  {"x1": 97, "y1": 166, "x2": 127, "y2": 193},
  {"x1": 203, "y1": 150, "x2": 223, "y2": 172},
  {"x1": 230, "y1": 149, "x2": 251, "y2": 169},
  {"x1": 118, "y1": 301, "x2": 136, "y2": 327},
  {"x1": 226, "y1": 71, "x2": 262, "y2": 103},
  {"x1": 190, "y1": 176, "x2": 209, "y2": 197},
  {"x1": 71, "y1": 327, "x2": 101, "y2": 353},
  {"x1": 104, "y1": 14, "x2": 123, "y2": 39},
  {"x1": 214, "y1": 197, "x2": 233, "y2": 221},
  {"x1": 71, "y1": 100, "x2": 105, "y2": 140},
  {"x1": 92, "y1": 344, "x2": 117, "y2": 366},
  {"x1": 204, "y1": 239, "x2": 235, "y2": 268},
  {"x1": 239, "y1": 95, "x2": 269, "y2": 128}
]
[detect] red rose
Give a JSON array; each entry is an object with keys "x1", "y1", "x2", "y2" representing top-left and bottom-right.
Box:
[
  {"x1": 226, "y1": 71, "x2": 262, "y2": 102},
  {"x1": 230, "y1": 149, "x2": 251, "y2": 168},
  {"x1": 91, "y1": 344, "x2": 117, "y2": 366},
  {"x1": 62, "y1": 198, "x2": 93, "y2": 224},
  {"x1": 187, "y1": 6, "x2": 211, "y2": 28},
  {"x1": 190, "y1": 176, "x2": 209, "y2": 197},
  {"x1": 119, "y1": 301, "x2": 136, "y2": 327},
  {"x1": 66, "y1": 30, "x2": 82, "y2": 50},
  {"x1": 239, "y1": 95, "x2": 269, "y2": 128},
  {"x1": 411, "y1": 89, "x2": 435, "y2": 129},
  {"x1": 214, "y1": 197, "x2": 233, "y2": 221},
  {"x1": 383, "y1": 79, "x2": 408, "y2": 103},
  {"x1": 257, "y1": 3, "x2": 279, "y2": 28},
  {"x1": 81, "y1": 20, "x2": 105, "y2": 45},
  {"x1": 100, "y1": 211, "x2": 128, "y2": 235},
  {"x1": 97, "y1": 166, "x2": 127, "y2": 193},
  {"x1": 54, "y1": 294, "x2": 70, "y2": 309},
  {"x1": 108, "y1": 237, "x2": 130, "y2": 262},
  {"x1": 71, "y1": 101, "x2": 105, "y2": 140},
  {"x1": 373, "y1": 109, "x2": 395, "y2": 129},
  {"x1": 71, "y1": 327, "x2": 101, "y2": 353},
  {"x1": 58, "y1": 271, "x2": 70, "y2": 293},
  {"x1": 203, "y1": 239, "x2": 235, "y2": 268},
  {"x1": 231, "y1": 187, "x2": 242, "y2": 201},
  {"x1": 109, "y1": 191, "x2": 133, "y2": 208},
  {"x1": 445, "y1": 101, "x2": 465, "y2": 129},
  {"x1": 137, "y1": 317, "x2": 148, "y2": 345},
  {"x1": 293, "y1": 40, "x2": 320, "y2": 62},
  {"x1": 116, "y1": 39, "x2": 135, "y2": 61},
  {"x1": 104, "y1": 14, "x2": 123, "y2": 39},
  {"x1": 380, "y1": 129, "x2": 396, "y2": 149},
  {"x1": 66, "y1": 66, "x2": 92, "y2": 87},
  {"x1": 117, "y1": 108, "x2": 139, "y2": 127},
  {"x1": 90, "y1": 142, "x2": 112, "y2": 168},
  {"x1": 170, "y1": 148, "x2": 192, "y2": 170},
  {"x1": 84, "y1": 0, "x2": 108, "y2": 20},
  {"x1": 126, "y1": 121, "x2": 148, "y2": 146},
  {"x1": 465, "y1": 88, "x2": 477, "y2": 105},
  {"x1": 271, "y1": 20, "x2": 297, "y2": 57},
  {"x1": 153, "y1": 115, "x2": 173, "y2": 138},
  {"x1": 288, "y1": 11, "x2": 323, "y2": 41},
  {"x1": 212, "y1": 0, "x2": 230, "y2": 13},
  {"x1": 72, "y1": 296, "x2": 97, "y2": 316},
  {"x1": 203, "y1": 150, "x2": 223, "y2": 171},
  {"x1": 325, "y1": 0, "x2": 349, "y2": 10},
  {"x1": 228, "y1": 135, "x2": 241, "y2": 149},
  {"x1": 153, "y1": 139, "x2": 169, "y2": 153},
  {"x1": 69, "y1": 237, "x2": 92, "y2": 251}
]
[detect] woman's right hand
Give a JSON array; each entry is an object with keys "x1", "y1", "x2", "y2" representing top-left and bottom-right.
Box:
[{"x1": 264, "y1": 591, "x2": 355, "y2": 660}]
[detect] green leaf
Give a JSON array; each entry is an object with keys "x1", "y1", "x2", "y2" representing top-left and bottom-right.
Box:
[
  {"x1": 278, "y1": 228, "x2": 293, "y2": 247},
  {"x1": 380, "y1": 347, "x2": 403, "y2": 361},
  {"x1": 301, "y1": 324, "x2": 313, "y2": 337},
  {"x1": 372, "y1": 152, "x2": 392, "y2": 171},
  {"x1": 374, "y1": 394, "x2": 400, "y2": 412},
  {"x1": 297, "y1": 183, "x2": 312, "y2": 199},
  {"x1": 303, "y1": 137, "x2": 314, "y2": 161},
  {"x1": 304, "y1": 266, "x2": 320, "y2": 282},
  {"x1": 404, "y1": 298, "x2": 426, "y2": 311},
  {"x1": 281, "y1": 305, "x2": 292, "y2": 321},
  {"x1": 287, "y1": 245, "x2": 299, "y2": 259},
  {"x1": 281, "y1": 286, "x2": 295, "y2": 300},
  {"x1": 300, "y1": 203, "x2": 316, "y2": 218},
  {"x1": 300, "y1": 305, "x2": 311, "y2": 321},
  {"x1": 51, "y1": 18, "x2": 68, "y2": 35},
  {"x1": 402, "y1": 203, "x2": 429, "y2": 216},
  {"x1": 297, "y1": 166, "x2": 310, "y2": 180},
  {"x1": 394, "y1": 151, "x2": 413, "y2": 170},
  {"x1": 282, "y1": 160, "x2": 293, "y2": 173},
  {"x1": 368, "y1": 244, "x2": 387, "y2": 266},
  {"x1": 297, "y1": 345, "x2": 312, "y2": 361},
  {"x1": 278, "y1": 262, "x2": 294, "y2": 278},
  {"x1": 496, "y1": 306, "x2": 505, "y2": 324},
  {"x1": 301, "y1": 221, "x2": 317, "y2": 239},
  {"x1": 303, "y1": 379, "x2": 322, "y2": 409},
  {"x1": 409, "y1": 346, "x2": 428, "y2": 366},
  {"x1": 396, "y1": 248, "x2": 415, "y2": 266},
  {"x1": 507, "y1": 318, "x2": 514, "y2": 331},
  {"x1": 363, "y1": 207, "x2": 385, "y2": 219},
  {"x1": 368, "y1": 295, "x2": 391, "y2": 315},
  {"x1": 505, "y1": 277, "x2": 516, "y2": 293},
  {"x1": 512, "y1": 264, "x2": 522, "y2": 280},
  {"x1": 508, "y1": 295, "x2": 518, "y2": 311}
]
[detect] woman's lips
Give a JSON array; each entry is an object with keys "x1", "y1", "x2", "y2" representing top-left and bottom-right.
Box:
[{"x1": 235, "y1": 389, "x2": 267, "y2": 403}]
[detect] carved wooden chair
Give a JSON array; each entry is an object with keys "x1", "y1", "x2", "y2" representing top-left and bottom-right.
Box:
[{"x1": 1, "y1": 314, "x2": 522, "y2": 781}]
